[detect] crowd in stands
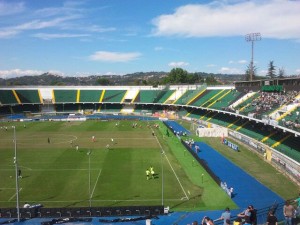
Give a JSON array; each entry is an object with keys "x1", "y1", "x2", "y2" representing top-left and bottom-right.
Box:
[
  {"x1": 251, "y1": 91, "x2": 298, "y2": 117},
  {"x1": 185, "y1": 194, "x2": 300, "y2": 225},
  {"x1": 231, "y1": 91, "x2": 299, "y2": 119},
  {"x1": 281, "y1": 109, "x2": 300, "y2": 131}
]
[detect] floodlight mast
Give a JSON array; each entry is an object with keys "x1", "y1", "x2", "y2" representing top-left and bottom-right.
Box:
[{"x1": 245, "y1": 33, "x2": 261, "y2": 81}]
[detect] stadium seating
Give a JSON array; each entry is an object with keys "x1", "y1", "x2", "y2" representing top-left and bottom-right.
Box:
[
  {"x1": 15, "y1": 90, "x2": 41, "y2": 104},
  {"x1": 53, "y1": 90, "x2": 77, "y2": 103},
  {"x1": 154, "y1": 90, "x2": 174, "y2": 103},
  {"x1": 207, "y1": 89, "x2": 242, "y2": 110},
  {"x1": 79, "y1": 90, "x2": 103, "y2": 103},
  {"x1": 102, "y1": 90, "x2": 126, "y2": 103},
  {"x1": 189, "y1": 89, "x2": 221, "y2": 107},
  {"x1": 173, "y1": 90, "x2": 196, "y2": 105},
  {"x1": 0, "y1": 90, "x2": 18, "y2": 104},
  {"x1": 134, "y1": 90, "x2": 160, "y2": 103}
]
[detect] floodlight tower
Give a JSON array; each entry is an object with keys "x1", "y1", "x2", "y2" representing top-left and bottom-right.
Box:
[{"x1": 245, "y1": 33, "x2": 261, "y2": 81}]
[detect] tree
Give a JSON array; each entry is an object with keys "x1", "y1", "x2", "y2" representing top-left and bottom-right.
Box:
[
  {"x1": 245, "y1": 63, "x2": 258, "y2": 81},
  {"x1": 267, "y1": 61, "x2": 276, "y2": 79},
  {"x1": 97, "y1": 78, "x2": 110, "y2": 85},
  {"x1": 278, "y1": 67, "x2": 285, "y2": 78},
  {"x1": 205, "y1": 75, "x2": 219, "y2": 85},
  {"x1": 142, "y1": 80, "x2": 148, "y2": 85},
  {"x1": 163, "y1": 68, "x2": 188, "y2": 84}
]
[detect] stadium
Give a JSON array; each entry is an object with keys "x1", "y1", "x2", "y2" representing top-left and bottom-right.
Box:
[{"x1": 0, "y1": 77, "x2": 299, "y2": 225}]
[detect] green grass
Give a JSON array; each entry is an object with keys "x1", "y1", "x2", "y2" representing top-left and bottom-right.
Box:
[{"x1": 0, "y1": 120, "x2": 236, "y2": 211}]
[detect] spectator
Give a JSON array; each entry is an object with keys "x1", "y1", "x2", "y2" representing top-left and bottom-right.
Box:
[
  {"x1": 202, "y1": 216, "x2": 214, "y2": 225},
  {"x1": 23, "y1": 202, "x2": 30, "y2": 208},
  {"x1": 283, "y1": 201, "x2": 294, "y2": 225},
  {"x1": 237, "y1": 206, "x2": 251, "y2": 224},
  {"x1": 266, "y1": 211, "x2": 278, "y2": 225},
  {"x1": 249, "y1": 205, "x2": 257, "y2": 225},
  {"x1": 214, "y1": 207, "x2": 231, "y2": 225},
  {"x1": 233, "y1": 217, "x2": 242, "y2": 225},
  {"x1": 294, "y1": 193, "x2": 300, "y2": 217}
]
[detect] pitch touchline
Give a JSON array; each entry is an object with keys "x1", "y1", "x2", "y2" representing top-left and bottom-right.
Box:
[
  {"x1": 0, "y1": 169, "x2": 99, "y2": 171},
  {"x1": 0, "y1": 198, "x2": 185, "y2": 203},
  {"x1": 153, "y1": 129, "x2": 190, "y2": 201},
  {"x1": 91, "y1": 138, "x2": 155, "y2": 139}
]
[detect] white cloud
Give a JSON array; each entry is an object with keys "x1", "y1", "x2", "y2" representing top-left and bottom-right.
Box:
[
  {"x1": 33, "y1": 33, "x2": 90, "y2": 40},
  {"x1": 154, "y1": 46, "x2": 163, "y2": 51},
  {"x1": 0, "y1": 69, "x2": 64, "y2": 79},
  {"x1": 258, "y1": 70, "x2": 268, "y2": 76},
  {"x1": 0, "y1": 69, "x2": 43, "y2": 79},
  {"x1": 152, "y1": 0, "x2": 300, "y2": 40},
  {"x1": 15, "y1": 16, "x2": 78, "y2": 31},
  {"x1": 0, "y1": 16, "x2": 78, "y2": 39},
  {"x1": 0, "y1": 1, "x2": 113, "y2": 39},
  {"x1": 295, "y1": 69, "x2": 300, "y2": 74},
  {"x1": 0, "y1": 1, "x2": 25, "y2": 16},
  {"x1": 229, "y1": 59, "x2": 248, "y2": 64},
  {"x1": 238, "y1": 59, "x2": 247, "y2": 64},
  {"x1": 0, "y1": 29, "x2": 19, "y2": 39},
  {"x1": 89, "y1": 51, "x2": 141, "y2": 62},
  {"x1": 219, "y1": 67, "x2": 242, "y2": 74},
  {"x1": 168, "y1": 61, "x2": 189, "y2": 67}
]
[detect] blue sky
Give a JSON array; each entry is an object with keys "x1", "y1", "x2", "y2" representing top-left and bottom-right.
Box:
[{"x1": 0, "y1": 0, "x2": 299, "y2": 78}]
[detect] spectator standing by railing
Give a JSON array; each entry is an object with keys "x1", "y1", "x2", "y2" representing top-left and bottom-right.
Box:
[
  {"x1": 284, "y1": 201, "x2": 295, "y2": 225},
  {"x1": 266, "y1": 211, "x2": 278, "y2": 225},
  {"x1": 214, "y1": 207, "x2": 231, "y2": 225},
  {"x1": 294, "y1": 193, "x2": 300, "y2": 217},
  {"x1": 202, "y1": 216, "x2": 215, "y2": 225},
  {"x1": 249, "y1": 205, "x2": 257, "y2": 225}
]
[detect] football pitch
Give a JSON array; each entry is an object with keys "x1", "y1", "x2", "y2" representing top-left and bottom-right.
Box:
[{"x1": 0, "y1": 120, "x2": 235, "y2": 211}]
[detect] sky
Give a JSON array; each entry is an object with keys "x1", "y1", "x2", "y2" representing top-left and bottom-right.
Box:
[{"x1": 0, "y1": 0, "x2": 299, "y2": 78}]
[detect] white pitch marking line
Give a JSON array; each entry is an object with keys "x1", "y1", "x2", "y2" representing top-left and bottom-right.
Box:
[
  {"x1": 90, "y1": 169, "x2": 102, "y2": 199},
  {"x1": 152, "y1": 128, "x2": 189, "y2": 200},
  {"x1": 0, "y1": 198, "x2": 184, "y2": 203},
  {"x1": 8, "y1": 188, "x2": 22, "y2": 201}
]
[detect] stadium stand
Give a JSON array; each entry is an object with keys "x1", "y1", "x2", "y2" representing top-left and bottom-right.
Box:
[
  {"x1": 0, "y1": 90, "x2": 18, "y2": 104},
  {"x1": 189, "y1": 89, "x2": 219, "y2": 106},
  {"x1": 154, "y1": 90, "x2": 174, "y2": 103},
  {"x1": 79, "y1": 90, "x2": 103, "y2": 103},
  {"x1": 15, "y1": 90, "x2": 42, "y2": 104},
  {"x1": 102, "y1": 90, "x2": 126, "y2": 103},
  {"x1": 53, "y1": 90, "x2": 77, "y2": 103},
  {"x1": 133, "y1": 90, "x2": 160, "y2": 103},
  {"x1": 173, "y1": 89, "x2": 196, "y2": 105}
]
